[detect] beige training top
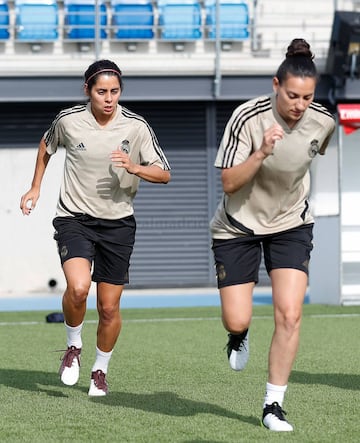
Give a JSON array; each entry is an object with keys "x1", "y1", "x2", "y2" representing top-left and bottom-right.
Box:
[
  {"x1": 210, "y1": 94, "x2": 335, "y2": 239},
  {"x1": 44, "y1": 103, "x2": 170, "y2": 220}
]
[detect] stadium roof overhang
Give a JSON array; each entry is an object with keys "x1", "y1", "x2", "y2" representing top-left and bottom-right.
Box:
[{"x1": 0, "y1": 74, "x2": 355, "y2": 105}]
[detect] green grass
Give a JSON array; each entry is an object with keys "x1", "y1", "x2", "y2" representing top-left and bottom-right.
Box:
[{"x1": 0, "y1": 304, "x2": 359, "y2": 442}]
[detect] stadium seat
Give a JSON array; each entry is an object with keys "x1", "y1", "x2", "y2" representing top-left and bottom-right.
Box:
[
  {"x1": 111, "y1": 0, "x2": 154, "y2": 39},
  {"x1": 158, "y1": 0, "x2": 201, "y2": 40},
  {"x1": 205, "y1": 0, "x2": 249, "y2": 40},
  {"x1": 64, "y1": 0, "x2": 107, "y2": 40},
  {"x1": 15, "y1": 0, "x2": 58, "y2": 41},
  {"x1": 0, "y1": 1, "x2": 9, "y2": 39}
]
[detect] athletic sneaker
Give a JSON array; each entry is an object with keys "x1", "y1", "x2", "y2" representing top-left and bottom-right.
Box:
[
  {"x1": 88, "y1": 369, "x2": 108, "y2": 396},
  {"x1": 225, "y1": 329, "x2": 249, "y2": 371},
  {"x1": 59, "y1": 346, "x2": 81, "y2": 386},
  {"x1": 262, "y1": 402, "x2": 294, "y2": 432}
]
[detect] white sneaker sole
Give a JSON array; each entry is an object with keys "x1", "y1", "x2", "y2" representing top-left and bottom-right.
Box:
[
  {"x1": 88, "y1": 380, "x2": 108, "y2": 397},
  {"x1": 228, "y1": 334, "x2": 249, "y2": 371},
  {"x1": 262, "y1": 413, "x2": 294, "y2": 432},
  {"x1": 60, "y1": 361, "x2": 80, "y2": 386}
]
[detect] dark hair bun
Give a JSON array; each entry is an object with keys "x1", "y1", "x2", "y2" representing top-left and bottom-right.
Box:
[{"x1": 286, "y1": 38, "x2": 314, "y2": 60}]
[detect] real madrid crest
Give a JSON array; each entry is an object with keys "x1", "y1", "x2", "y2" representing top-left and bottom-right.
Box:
[
  {"x1": 308, "y1": 139, "x2": 320, "y2": 158},
  {"x1": 216, "y1": 264, "x2": 226, "y2": 281}
]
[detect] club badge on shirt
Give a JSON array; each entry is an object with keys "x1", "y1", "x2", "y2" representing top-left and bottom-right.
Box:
[
  {"x1": 121, "y1": 140, "x2": 130, "y2": 154},
  {"x1": 308, "y1": 139, "x2": 320, "y2": 158}
]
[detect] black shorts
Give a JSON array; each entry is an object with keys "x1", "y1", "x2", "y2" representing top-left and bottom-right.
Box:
[
  {"x1": 212, "y1": 224, "x2": 313, "y2": 289},
  {"x1": 53, "y1": 214, "x2": 136, "y2": 285}
]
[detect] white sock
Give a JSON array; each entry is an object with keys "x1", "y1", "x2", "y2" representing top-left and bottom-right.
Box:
[
  {"x1": 263, "y1": 382, "x2": 287, "y2": 408},
  {"x1": 91, "y1": 347, "x2": 113, "y2": 374},
  {"x1": 65, "y1": 322, "x2": 83, "y2": 349}
]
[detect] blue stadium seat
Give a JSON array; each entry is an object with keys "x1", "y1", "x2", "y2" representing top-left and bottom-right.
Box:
[
  {"x1": 158, "y1": 0, "x2": 201, "y2": 40},
  {"x1": 64, "y1": 0, "x2": 107, "y2": 40},
  {"x1": 205, "y1": 0, "x2": 249, "y2": 40},
  {"x1": 15, "y1": 0, "x2": 58, "y2": 41},
  {"x1": 111, "y1": 0, "x2": 154, "y2": 39},
  {"x1": 0, "y1": 1, "x2": 9, "y2": 39}
]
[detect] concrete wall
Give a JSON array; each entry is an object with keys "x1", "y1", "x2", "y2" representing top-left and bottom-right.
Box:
[
  {"x1": 1, "y1": 147, "x2": 67, "y2": 295},
  {"x1": 310, "y1": 127, "x2": 360, "y2": 305}
]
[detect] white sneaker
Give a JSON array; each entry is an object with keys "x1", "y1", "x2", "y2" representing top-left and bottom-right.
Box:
[
  {"x1": 88, "y1": 370, "x2": 108, "y2": 396},
  {"x1": 226, "y1": 330, "x2": 249, "y2": 371},
  {"x1": 59, "y1": 346, "x2": 81, "y2": 386},
  {"x1": 262, "y1": 402, "x2": 294, "y2": 432}
]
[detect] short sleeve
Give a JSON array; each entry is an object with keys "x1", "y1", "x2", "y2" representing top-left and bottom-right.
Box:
[
  {"x1": 215, "y1": 108, "x2": 252, "y2": 169},
  {"x1": 43, "y1": 113, "x2": 66, "y2": 155},
  {"x1": 139, "y1": 122, "x2": 171, "y2": 170}
]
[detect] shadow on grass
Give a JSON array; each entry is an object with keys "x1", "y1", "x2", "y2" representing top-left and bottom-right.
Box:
[
  {"x1": 183, "y1": 440, "x2": 225, "y2": 443},
  {"x1": 90, "y1": 390, "x2": 260, "y2": 426},
  {"x1": 0, "y1": 368, "x2": 260, "y2": 428},
  {"x1": 0, "y1": 368, "x2": 70, "y2": 397},
  {"x1": 290, "y1": 370, "x2": 360, "y2": 390},
  {"x1": 183, "y1": 441, "x2": 224, "y2": 443}
]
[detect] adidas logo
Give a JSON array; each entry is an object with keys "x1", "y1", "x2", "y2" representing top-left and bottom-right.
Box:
[{"x1": 75, "y1": 142, "x2": 86, "y2": 151}]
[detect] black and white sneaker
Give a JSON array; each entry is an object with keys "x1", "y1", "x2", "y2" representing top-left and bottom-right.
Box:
[
  {"x1": 225, "y1": 329, "x2": 249, "y2": 371},
  {"x1": 262, "y1": 402, "x2": 294, "y2": 432}
]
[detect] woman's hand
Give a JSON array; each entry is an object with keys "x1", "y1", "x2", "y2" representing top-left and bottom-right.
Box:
[
  {"x1": 110, "y1": 149, "x2": 139, "y2": 175},
  {"x1": 110, "y1": 148, "x2": 170, "y2": 184},
  {"x1": 260, "y1": 123, "x2": 284, "y2": 157},
  {"x1": 20, "y1": 188, "x2": 40, "y2": 215}
]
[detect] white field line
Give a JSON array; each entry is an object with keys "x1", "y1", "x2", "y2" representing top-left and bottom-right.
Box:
[{"x1": 0, "y1": 313, "x2": 359, "y2": 327}]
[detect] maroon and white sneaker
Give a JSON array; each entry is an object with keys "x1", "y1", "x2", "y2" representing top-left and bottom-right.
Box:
[
  {"x1": 88, "y1": 369, "x2": 108, "y2": 396},
  {"x1": 59, "y1": 346, "x2": 81, "y2": 386}
]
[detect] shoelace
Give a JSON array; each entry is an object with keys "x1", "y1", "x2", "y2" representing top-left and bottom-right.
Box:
[
  {"x1": 263, "y1": 402, "x2": 288, "y2": 421},
  {"x1": 57, "y1": 346, "x2": 81, "y2": 369},
  {"x1": 92, "y1": 370, "x2": 108, "y2": 391},
  {"x1": 225, "y1": 331, "x2": 248, "y2": 352}
]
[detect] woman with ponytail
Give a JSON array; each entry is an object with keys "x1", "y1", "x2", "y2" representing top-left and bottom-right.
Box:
[{"x1": 210, "y1": 39, "x2": 335, "y2": 431}]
